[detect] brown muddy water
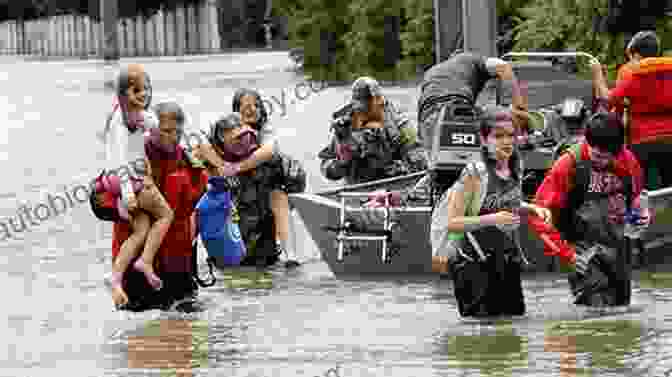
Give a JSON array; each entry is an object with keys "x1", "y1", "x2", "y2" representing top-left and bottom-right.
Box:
[{"x1": 0, "y1": 55, "x2": 671, "y2": 377}]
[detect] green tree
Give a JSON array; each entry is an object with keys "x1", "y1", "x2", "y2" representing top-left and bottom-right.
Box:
[
  {"x1": 342, "y1": 0, "x2": 405, "y2": 81},
  {"x1": 282, "y1": 0, "x2": 351, "y2": 81},
  {"x1": 399, "y1": 0, "x2": 433, "y2": 75},
  {"x1": 510, "y1": 0, "x2": 672, "y2": 80}
]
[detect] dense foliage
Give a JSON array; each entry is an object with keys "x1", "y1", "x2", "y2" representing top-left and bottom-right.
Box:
[
  {"x1": 276, "y1": 0, "x2": 435, "y2": 82},
  {"x1": 512, "y1": 0, "x2": 672, "y2": 80},
  {"x1": 277, "y1": 0, "x2": 672, "y2": 82}
]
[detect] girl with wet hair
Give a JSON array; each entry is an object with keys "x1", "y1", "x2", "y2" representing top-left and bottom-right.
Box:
[
  {"x1": 431, "y1": 107, "x2": 552, "y2": 317},
  {"x1": 99, "y1": 65, "x2": 175, "y2": 308}
]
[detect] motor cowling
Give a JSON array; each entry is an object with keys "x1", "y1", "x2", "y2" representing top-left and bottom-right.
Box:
[{"x1": 427, "y1": 103, "x2": 483, "y2": 202}]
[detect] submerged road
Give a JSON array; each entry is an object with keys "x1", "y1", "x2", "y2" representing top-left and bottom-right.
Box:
[{"x1": 0, "y1": 52, "x2": 671, "y2": 377}]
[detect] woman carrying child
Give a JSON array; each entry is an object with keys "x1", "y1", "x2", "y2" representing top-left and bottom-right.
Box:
[{"x1": 99, "y1": 64, "x2": 175, "y2": 308}]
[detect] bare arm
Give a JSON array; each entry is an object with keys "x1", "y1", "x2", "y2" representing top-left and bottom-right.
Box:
[
  {"x1": 445, "y1": 174, "x2": 492, "y2": 232},
  {"x1": 239, "y1": 142, "x2": 274, "y2": 172},
  {"x1": 237, "y1": 121, "x2": 278, "y2": 172},
  {"x1": 591, "y1": 60, "x2": 610, "y2": 99},
  {"x1": 496, "y1": 63, "x2": 528, "y2": 133}
]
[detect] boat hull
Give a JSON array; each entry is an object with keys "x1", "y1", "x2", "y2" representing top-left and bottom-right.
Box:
[{"x1": 290, "y1": 176, "x2": 672, "y2": 277}]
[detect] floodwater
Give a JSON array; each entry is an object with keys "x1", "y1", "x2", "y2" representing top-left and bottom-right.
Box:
[{"x1": 1, "y1": 53, "x2": 672, "y2": 377}]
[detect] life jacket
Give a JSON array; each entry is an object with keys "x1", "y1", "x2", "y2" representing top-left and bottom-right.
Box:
[
  {"x1": 555, "y1": 144, "x2": 633, "y2": 244},
  {"x1": 619, "y1": 57, "x2": 672, "y2": 144}
]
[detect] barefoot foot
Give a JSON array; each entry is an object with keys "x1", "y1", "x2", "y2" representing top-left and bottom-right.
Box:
[
  {"x1": 109, "y1": 272, "x2": 129, "y2": 308},
  {"x1": 111, "y1": 285, "x2": 129, "y2": 308},
  {"x1": 132, "y1": 258, "x2": 163, "y2": 290}
]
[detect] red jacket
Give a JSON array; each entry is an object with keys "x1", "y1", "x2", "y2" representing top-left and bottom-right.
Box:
[
  {"x1": 607, "y1": 57, "x2": 672, "y2": 145},
  {"x1": 112, "y1": 165, "x2": 208, "y2": 275},
  {"x1": 528, "y1": 142, "x2": 643, "y2": 265}
]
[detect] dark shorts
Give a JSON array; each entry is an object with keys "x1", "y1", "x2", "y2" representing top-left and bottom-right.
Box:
[
  {"x1": 567, "y1": 242, "x2": 631, "y2": 307},
  {"x1": 450, "y1": 251, "x2": 525, "y2": 317},
  {"x1": 630, "y1": 142, "x2": 672, "y2": 190},
  {"x1": 258, "y1": 152, "x2": 307, "y2": 194}
]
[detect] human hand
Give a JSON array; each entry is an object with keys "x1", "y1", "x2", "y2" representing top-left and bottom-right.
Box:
[
  {"x1": 626, "y1": 207, "x2": 652, "y2": 237},
  {"x1": 364, "y1": 121, "x2": 384, "y2": 129},
  {"x1": 143, "y1": 175, "x2": 154, "y2": 190},
  {"x1": 194, "y1": 143, "x2": 223, "y2": 165},
  {"x1": 493, "y1": 210, "x2": 520, "y2": 226},
  {"x1": 589, "y1": 58, "x2": 606, "y2": 77},
  {"x1": 127, "y1": 195, "x2": 138, "y2": 214},
  {"x1": 336, "y1": 143, "x2": 353, "y2": 161},
  {"x1": 496, "y1": 62, "x2": 515, "y2": 81},
  {"x1": 529, "y1": 204, "x2": 552, "y2": 224},
  {"x1": 217, "y1": 161, "x2": 241, "y2": 176}
]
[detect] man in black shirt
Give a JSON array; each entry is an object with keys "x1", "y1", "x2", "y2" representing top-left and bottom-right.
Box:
[{"x1": 417, "y1": 51, "x2": 526, "y2": 150}]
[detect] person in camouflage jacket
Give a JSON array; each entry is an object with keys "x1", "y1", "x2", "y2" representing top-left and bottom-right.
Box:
[{"x1": 318, "y1": 77, "x2": 427, "y2": 185}]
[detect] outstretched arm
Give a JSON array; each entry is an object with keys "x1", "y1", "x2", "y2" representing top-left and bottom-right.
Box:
[
  {"x1": 238, "y1": 122, "x2": 277, "y2": 173},
  {"x1": 528, "y1": 154, "x2": 577, "y2": 265},
  {"x1": 495, "y1": 62, "x2": 528, "y2": 133},
  {"x1": 590, "y1": 59, "x2": 634, "y2": 113}
]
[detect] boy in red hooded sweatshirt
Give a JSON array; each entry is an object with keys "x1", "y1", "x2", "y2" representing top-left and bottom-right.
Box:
[{"x1": 529, "y1": 110, "x2": 650, "y2": 307}]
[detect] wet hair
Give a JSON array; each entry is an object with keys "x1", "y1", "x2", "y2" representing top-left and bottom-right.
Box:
[
  {"x1": 479, "y1": 106, "x2": 521, "y2": 181},
  {"x1": 479, "y1": 106, "x2": 514, "y2": 139},
  {"x1": 152, "y1": 101, "x2": 186, "y2": 140},
  {"x1": 116, "y1": 67, "x2": 152, "y2": 109},
  {"x1": 209, "y1": 112, "x2": 243, "y2": 146},
  {"x1": 584, "y1": 112, "x2": 625, "y2": 155},
  {"x1": 232, "y1": 88, "x2": 268, "y2": 130},
  {"x1": 627, "y1": 31, "x2": 660, "y2": 58}
]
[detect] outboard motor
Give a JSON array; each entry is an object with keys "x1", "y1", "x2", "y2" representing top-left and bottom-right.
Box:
[
  {"x1": 428, "y1": 104, "x2": 482, "y2": 203},
  {"x1": 551, "y1": 97, "x2": 590, "y2": 160}
]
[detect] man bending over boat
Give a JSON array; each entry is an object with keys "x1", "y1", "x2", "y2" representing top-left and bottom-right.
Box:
[
  {"x1": 318, "y1": 76, "x2": 428, "y2": 185},
  {"x1": 529, "y1": 111, "x2": 650, "y2": 307},
  {"x1": 417, "y1": 51, "x2": 527, "y2": 151}
]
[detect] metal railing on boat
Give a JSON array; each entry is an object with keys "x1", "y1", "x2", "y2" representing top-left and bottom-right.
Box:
[
  {"x1": 335, "y1": 192, "x2": 395, "y2": 264},
  {"x1": 496, "y1": 51, "x2": 600, "y2": 106}
]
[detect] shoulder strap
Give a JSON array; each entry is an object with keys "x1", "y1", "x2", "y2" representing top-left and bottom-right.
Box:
[
  {"x1": 622, "y1": 174, "x2": 633, "y2": 211},
  {"x1": 569, "y1": 144, "x2": 590, "y2": 208}
]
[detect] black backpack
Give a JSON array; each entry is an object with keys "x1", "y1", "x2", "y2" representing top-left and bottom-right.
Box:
[{"x1": 555, "y1": 144, "x2": 633, "y2": 244}]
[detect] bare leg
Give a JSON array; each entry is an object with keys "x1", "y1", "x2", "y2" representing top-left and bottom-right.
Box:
[
  {"x1": 133, "y1": 183, "x2": 174, "y2": 290},
  {"x1": 270, "y1": 190, "x2": 300, "y2": 267},
  {"x1": 432, "y1": 256, "x2": 450, "y2": 274},
  {"x1": 111, "y1": 212, "x2": 151, "y2": 307},
  {"x1": 270, "y1": 190, "x2": 290, "y2": 243}
]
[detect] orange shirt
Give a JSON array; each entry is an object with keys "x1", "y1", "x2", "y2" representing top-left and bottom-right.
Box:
[{"x1": 617, "y1": 61, "x2": 637, "y2": 84}]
